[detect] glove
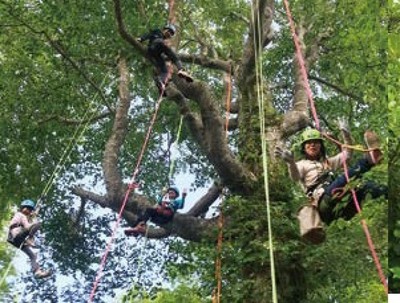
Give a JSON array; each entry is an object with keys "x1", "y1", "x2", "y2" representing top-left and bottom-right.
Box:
[
  {"x1": 274, "y1": 146, "x2": 294, "y2": 163},
  {"x1": 336, "y1": 117, "x2": 349, "y2": 133}
]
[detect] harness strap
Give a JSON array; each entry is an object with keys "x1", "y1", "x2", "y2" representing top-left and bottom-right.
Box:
[{"x1": 9, "y1": 223, "x2": 21, "y2": 230}]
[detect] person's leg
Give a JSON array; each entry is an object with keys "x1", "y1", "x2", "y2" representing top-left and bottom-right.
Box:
[
  {"x1": 28, "y1": 222, "x2": 41, "y2": 237},
  {"x1": 135, "y1": 208, "x2": 158, "y2": 226},
  {"x1": 21, "y1": 246, "x2": 39, "y2": 273},
  {"x1": 318, "y1": 195, "x2": 336, "y2": 225},
  {"x1": 125, "y1": 208, "x2": 158, "y2": 236},
  {"x1": 324, "y1": 158, "x2": 373, "y2": 197},
  {"x1": 152, "y1": 207, "x2": 174, "y2": 224},
  {"x1": 320, "y1": 180, "x2": 387, "y2": 223}
]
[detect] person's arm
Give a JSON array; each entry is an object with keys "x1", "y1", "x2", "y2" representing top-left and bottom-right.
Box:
[
  {"x1": 18, "y1": 213, "x2": 32, "y2": 229},
  {"x1": 138, "y1": 32, "x2": 150, "y2": 43},
  {"x1": 275, "y1": 146, "x2": 301, "y2": 181},
  {"x1": 287, "y1": 160, "x2": 301, "y2": 182},
  {"x1": 172, "y1": 197, "x2": 185, "y2": 211},
  {"x1": 162, "y1": 44, "x2": 183, "y2": 70}
]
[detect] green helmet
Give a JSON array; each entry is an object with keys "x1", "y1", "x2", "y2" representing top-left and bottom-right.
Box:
[{"x1": 300, "y1": 129, "x2": 324, "y2": 146}]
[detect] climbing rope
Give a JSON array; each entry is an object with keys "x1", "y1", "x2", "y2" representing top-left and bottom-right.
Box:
[
  {"x1": 0, "y1": 73, "x2": 113, "y2": 290},
  {"x1": 113, "y1": 1, "x2": 180, "y2": 300},
  {"x1": 282, "y1": 0, "x2": 388, "y2": 294},
  {"x1": 212, "y1": 67, "x2": 233, "y2": 303},
  {"x1": 88, "y1": 93, "x2": 164, "y2": 302},
  {"x1": 250, "y1": 2, "x2": 278, "y2": 302},
  {"x1": 36, "y1": 73, "x2": 114, "y2": 213}
]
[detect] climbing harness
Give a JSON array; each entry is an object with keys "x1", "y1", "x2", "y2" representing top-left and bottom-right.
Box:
[{"x1": 283, "y1": 0, "x2": 388, "y2": 293}]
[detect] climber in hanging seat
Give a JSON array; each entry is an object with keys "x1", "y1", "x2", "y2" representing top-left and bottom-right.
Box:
[
  {"x1": 7, "y1": 200, "x2": 52, "y2": 279},
  {"x1": 137, "y1": 23, "x2": 193, "y2": 96},
  {"x1": 125, "y1": 186, "x2": 187, "y2": 236},
  {"x1": 275, "y1": 120, "x2": 387, "y2": 225}
]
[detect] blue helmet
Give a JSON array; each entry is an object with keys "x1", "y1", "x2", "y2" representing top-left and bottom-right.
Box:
[
  {"x1": 20, "y1": 199, "x2": 36, "y2": 210},
  {"x1": 168, "y1": 187, "x2": 180, "y2": 197}
]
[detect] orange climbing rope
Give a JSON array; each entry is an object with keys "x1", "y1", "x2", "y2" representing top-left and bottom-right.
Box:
[
  {"x1": 282, "y1": 0, "x2": 388, "y2": 294},
  {"x1": 212, "y1": 69, "x2": 232, "y2": 303}
]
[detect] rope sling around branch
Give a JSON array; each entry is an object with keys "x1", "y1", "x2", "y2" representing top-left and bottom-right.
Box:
[{"x1": 282, "y1": 0, "x2": 388, "y2": 294}]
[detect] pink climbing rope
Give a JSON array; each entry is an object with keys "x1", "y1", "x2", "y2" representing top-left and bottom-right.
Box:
[
  {"x1": 282, "y1": 0, "x2": 320, "y2": 130},
  {"x1": 282, "y1": 0, "x2": 388, "y2": 294},
  {"x1": 88, "y1": 93, "x2": 165, "y2": 302}
]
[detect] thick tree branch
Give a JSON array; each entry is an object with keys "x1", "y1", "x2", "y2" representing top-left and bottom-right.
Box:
[
  {"x1": 186, "y1": 183, "x2": 223, "y2": 217},
  {"x1": 279, "y1": 20, "x2": 325, "y2": 139},
  {"x1": 102, "y1": 56, "x2": 131, "y2": 203},
  {"x1": 113, "y1": 0, "x2": 147, "y2": 56},
  {"x1": 71, "y1": 187, "x2": 110, "y2": 208},
  {"x1": 238, "y1": 0, "x2": 274, "y2": 86},
  {"x1": 172, "y1": 77, "x2": 257, "y2": 193}
]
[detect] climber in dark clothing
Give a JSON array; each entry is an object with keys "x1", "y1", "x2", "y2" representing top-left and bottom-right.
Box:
[{"x1": 138, "y1": 24, "x2": 193, "y2": 96}]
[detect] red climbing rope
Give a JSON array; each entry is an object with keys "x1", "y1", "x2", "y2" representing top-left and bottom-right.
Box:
[
  {"x1": 88, "y1": 94, "x2": 164, "y2": 302},
  {"x1": 282, "y1": 0, "x2": 388, "y2": 294},
  {"x1": 282, "y1": 0, "x2": 320, "y2": 130},
  {"x1": 168, "y1": 0, "x2": 176, "y2": 24},
  {"x1": 89, "y1": 2, "x2": 177, "y2": 301}
]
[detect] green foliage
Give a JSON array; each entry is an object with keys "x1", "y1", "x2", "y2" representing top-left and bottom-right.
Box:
[
  {"x1": 121, "y1": 284, "x2": 207, "y2": 303},
  {"x1": 0, "y1": 0, "x2": 390, "y2": 301},
  {"x1": 388, "y1": 0, "x2": 400, "y2": 293}
]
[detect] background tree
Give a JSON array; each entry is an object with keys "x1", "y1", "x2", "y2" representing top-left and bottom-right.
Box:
[{"x1": 0, "y1": 0, "x2": 388, "y2": 302}]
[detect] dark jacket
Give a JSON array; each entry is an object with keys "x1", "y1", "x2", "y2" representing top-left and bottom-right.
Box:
[{"x1": 139, "y1": 29, "x2": 183, "y2": 70}]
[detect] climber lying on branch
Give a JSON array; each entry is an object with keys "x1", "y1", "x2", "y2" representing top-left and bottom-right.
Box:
[{"x1": 125, "y1": 186, "x2": 187, "y2": 236}]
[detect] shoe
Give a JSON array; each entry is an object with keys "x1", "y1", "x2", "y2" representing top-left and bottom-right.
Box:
[
  {"x1": 177, "y1": 70, "x2": 194, "y2": 82},
  {"x1": 34, "y1": 269, "x2": 52, "y2": 279},
  {"x1": 364, "y1": 130, "x2": 383, "y2": 165},
  {"x1": 155, "y1": 80, "x2": 167, "y2": 97}
]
